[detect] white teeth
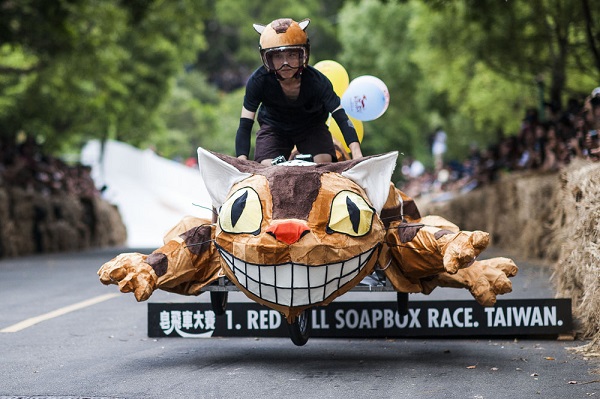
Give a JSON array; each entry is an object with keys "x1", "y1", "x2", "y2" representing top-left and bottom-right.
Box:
[
  {"x1": 342, "y1": 256, "x2": 360, "y2": 278},
  {"x1": 218, "y1": 247, "x2": 376, "y2": 307},
  {"x1": 308, "y1": 265, "x2": 327, "y2": 287}
]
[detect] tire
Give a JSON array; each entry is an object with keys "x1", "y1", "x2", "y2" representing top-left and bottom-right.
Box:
[
  {"x1": 288, "y1": 309, "x2": 311, "y2": 346},
  {"x1": 397, "y1": 292, "x2": 409, "y2": 317},
  {"x1": 210, "y1": 291, "x2": 228, "y2": 316}
]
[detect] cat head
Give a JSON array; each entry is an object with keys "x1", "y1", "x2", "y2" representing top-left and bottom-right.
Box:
[{"x1": 197, "y1": 148, "x2": 397, "y2": 319}]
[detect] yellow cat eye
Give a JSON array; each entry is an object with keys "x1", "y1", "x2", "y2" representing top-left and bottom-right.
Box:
[
  {"x1": 327, "y1": 190, "x2": 374, "y2": 237},
  {"x1": 219, "y1": 187, "x2": 262, "y2": 235}
]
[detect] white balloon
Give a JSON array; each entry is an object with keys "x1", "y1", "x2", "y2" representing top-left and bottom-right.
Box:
[{"x1": 341, "y1": 75, "x2": 390, "y2": 121}]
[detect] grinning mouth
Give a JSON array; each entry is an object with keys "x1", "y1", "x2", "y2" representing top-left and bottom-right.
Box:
[{"x1": 217, "y1": 246, "x2": 377, "y2": 307}]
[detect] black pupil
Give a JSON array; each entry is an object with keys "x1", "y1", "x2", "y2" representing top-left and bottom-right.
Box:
[
  {"x1": 231, "y1": 191, "x2": 248, "y2": 227},
  {"x1": 346, "y1": 196, "x2": 360, "y2": 234}
]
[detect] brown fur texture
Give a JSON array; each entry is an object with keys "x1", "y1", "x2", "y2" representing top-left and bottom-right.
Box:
[{"x1": 98, "y1": 152, "x2": 518, "y2": 321}]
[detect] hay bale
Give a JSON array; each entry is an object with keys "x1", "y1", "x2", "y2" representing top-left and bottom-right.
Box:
[
  {"x1": 0, "y1": 188, "x2": 10, "y2": 257},
  {"x1": 91, "y1": 197, "x2": 127, "y2": 247},
  {"x1": 550, "y1": 160, "x2": 600, "y2": 353},
  {"x1": 0, "y1": 180, "x2": 127, "y2": 259},
  {"x1": 0, "y1": 188, "x2": 18, "y2": 257},
  {"x1": 54, "y1": 194, "x2": 90, "y2": 250},
  {"x1": 424, "y1": 164, "x2": 600, "y2": 353},
  {"x1": 8, "y1": 188, "x2": 37, "y2": 256},
  {"x1": 424, "y1": 172, "x2": 560, "y2": 260},
  {"x1": 512, "y1": 173, "x2": 560, "y2": 259}
]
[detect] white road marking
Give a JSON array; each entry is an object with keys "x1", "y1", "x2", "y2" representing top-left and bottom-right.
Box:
[{"x1": 0, "y1": 293, "x2": 120, "y2": 333}]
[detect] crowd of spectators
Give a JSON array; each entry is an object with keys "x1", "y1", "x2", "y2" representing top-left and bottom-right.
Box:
[
  {"x1": 0, "y1": 135, "x2": 100, "y2": 199},
  {"x1": 401, "y1": 89, "x2": 600, "y2": 201},
  {"x1": 3, "y1": 87, "x2": 600, "y2": 205}
]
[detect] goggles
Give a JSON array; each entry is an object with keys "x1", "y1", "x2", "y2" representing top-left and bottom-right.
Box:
[{"x1": 262, "y1": 45, "x2": 308, "y2": 72}]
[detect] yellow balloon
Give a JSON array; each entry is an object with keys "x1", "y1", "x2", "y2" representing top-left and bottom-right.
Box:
[
  {"x1": 313, "y1": 60, "x2": 349, "y2": 98},
  {"x1": 328, "y1": 115, "x2": 364, "y2": 153}
]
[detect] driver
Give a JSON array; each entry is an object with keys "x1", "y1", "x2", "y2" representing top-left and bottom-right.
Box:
[{"x1": 235, "y1": 18, "x2": 363, "y2": 165}]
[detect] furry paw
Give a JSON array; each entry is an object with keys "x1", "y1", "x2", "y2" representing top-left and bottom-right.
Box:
[
  {"x1": 468, "y1": 257, "x2": 517, "y2": 305},
  {"x1": 98, "y1": 253, "x2": 157, "y2": 301},
  {"x1": 440, "y1": 230, "x2": 490, "y2": 274},
  {"x1": 421, "y1": 257, "x2": 518, "y2": 306}
]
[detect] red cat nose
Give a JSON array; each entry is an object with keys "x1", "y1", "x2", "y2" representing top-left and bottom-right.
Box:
[{"x1": 266, "y1": 220, "x2": 310, "y2": 245}]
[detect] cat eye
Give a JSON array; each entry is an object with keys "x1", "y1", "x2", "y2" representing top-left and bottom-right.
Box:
[
  {"x1": 219, "y1": 187, "x2": 262, "y2": 235},
  {"x1": 327, "y1": 190, "x2": 374, "y2": 237}
]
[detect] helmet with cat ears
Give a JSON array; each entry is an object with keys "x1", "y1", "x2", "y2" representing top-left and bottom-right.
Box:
[
  {"x1": 253, "y1": 18, "x2": 310, "y2": 78},
  {"x1": 197, "y1": 146, "x2": 398, "y2": 215}
]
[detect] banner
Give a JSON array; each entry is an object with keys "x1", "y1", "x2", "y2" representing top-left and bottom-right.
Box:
[{"x1": 148, "y1": 299, "x2": 572, "y2": 339}]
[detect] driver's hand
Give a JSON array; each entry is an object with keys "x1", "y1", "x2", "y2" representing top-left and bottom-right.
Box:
[{"x1": 349, "y1": 142, "x2": 363, "y2": 159}]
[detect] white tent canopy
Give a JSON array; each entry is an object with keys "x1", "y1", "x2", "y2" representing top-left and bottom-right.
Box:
[{"x1": 81, "y1": 140, "x2": 213, "y2": 248}]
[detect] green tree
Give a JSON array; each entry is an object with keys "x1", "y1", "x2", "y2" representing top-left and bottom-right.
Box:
[
  {"x1": 338, "y1": 0, "x2": 431, "y2": 164},
  {"x1": 148, "y1": 71, "x2": 220, "y2": 160},
  {"x1": 0, "y1": 0, "x2": 208, "y2": 153},
  {"x1": 423, "y1": 0, "x2": 600, "y2": 110},
  {"x1": 193, "y1": 0, "x2": 345, "y2": 90},
  {"x1": 409, "y1": 1, "x2": 536, "y2": 158}
]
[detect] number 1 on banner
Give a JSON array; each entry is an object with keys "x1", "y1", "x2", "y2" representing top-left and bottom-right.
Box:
[{"x1": 226, "y1": 310, "x2": 233, "y2": 329}]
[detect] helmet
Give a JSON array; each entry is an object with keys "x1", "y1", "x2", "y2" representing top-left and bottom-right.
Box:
[{"x1": 253, "y1": 18, "x2": 310, "y2": 79}]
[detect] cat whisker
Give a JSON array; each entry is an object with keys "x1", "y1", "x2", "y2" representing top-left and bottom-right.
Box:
[
  {"x1": 184, "y1": 239, "x2": 216, "y2": 248},
  {"x1": 383, "y1": 223, "x2": 425, "y2": 231},
  {"x1": 192, "y1": 203, "x2": 219, "y2": 216},
  {"x1": 379, "y1": 215, "x2": 405, "y2": 221},
  {"x1": 383, "y1": 223, "x2": 446, "y2": 231},
  {"x1": 382, "y1": 241, "x2": 433, "y2": 252},
  {"x1": 181, "y1": 223, "x2": 217, "y2": 249}
]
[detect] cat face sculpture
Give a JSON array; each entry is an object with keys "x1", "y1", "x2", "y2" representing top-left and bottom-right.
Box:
[
  {"x1": 199, "y1": 149, "x2": 396, "y2": 319},
  {"x1": 98, "y1": 148, "x2": 517, "y2": 322}
]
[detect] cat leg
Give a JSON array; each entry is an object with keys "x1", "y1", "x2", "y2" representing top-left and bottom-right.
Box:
[
  {"x1": 386, "y1": 216, "x2": 490, "y2": 278},
  {"x1": 98, "y1": 252, "x2": 157, "y2": 301},
  {"x1": 420, "y1": 257, "x2": 518, "y2": 306},
  {"x1": 98, "y1": 217, "x2": 222, "y2": 300},
  {"x1": 437, "y1": 229, "x2": 490, "y2": 274}
]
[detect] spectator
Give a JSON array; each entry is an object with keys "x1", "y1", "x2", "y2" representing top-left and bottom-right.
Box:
[
  {"x1": 431, "y1": 126, "x2": 447, "y2": 172},
  {"x1": 0, "y1": 135, "x2": 100, "y2": 198},
  {"x1": 397, "y1": 87, "x2": 600, "y2": 200}
]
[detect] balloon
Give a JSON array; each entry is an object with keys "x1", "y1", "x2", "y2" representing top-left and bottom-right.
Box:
[
  {"x1": 327, "y1": 114, "x2": 364, "y2": 153},
  {"x1": 341, "y1": 75, "x2": 390, "y2": 121},
  {"x1": 313, "y1": 60, "x2": 349, "y2": 98}
]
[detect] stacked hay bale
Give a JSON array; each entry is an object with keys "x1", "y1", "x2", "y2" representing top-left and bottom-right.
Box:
[
  {"x1": 6, "y1": 187, "x2": 38, "y2": 256},
  {"x1": 423, "y1": 160, "x2": 600, "y2": 352},
  {"x1": 550, "y1": 159, "x2": 600, "y2": 353},
  {"x1": 91, "y1": 196, "x2": 128, "y2": 247},
  {"x1": 0, "y1": 188, "x2": 15, "y2": 257},
  {"x1": 423, "y1": 171, "x2": 560, "y2": 260},
  {"x1": 0, "y1": 188, "x2": 127, "y2": 258}
]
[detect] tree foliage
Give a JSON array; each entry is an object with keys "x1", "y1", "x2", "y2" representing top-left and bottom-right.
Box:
[
  {"x1": 421, "y1": 0, "x2": 600, "y2": 107},
  {"x1": 1, "y1": 0, "x2": 599, "y2": 165},
  {"x1": 192, "y1": 0, "x2": 345, "y2": 91},
  {"x1": 337, "y1": 0, "x2": 430, "y2": 163},
  {"x1": 0, "y1": 0, "x2": 208, "y2": 152}
]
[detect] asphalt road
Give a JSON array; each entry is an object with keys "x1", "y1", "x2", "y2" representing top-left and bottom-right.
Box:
[{"x1": 0, "y1": 247, "x2": 598, "y2": 399}]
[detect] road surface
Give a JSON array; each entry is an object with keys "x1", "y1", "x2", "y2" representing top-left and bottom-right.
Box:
[{"x1": 0, "y1": 247, "x2": 598, "y2": 399}]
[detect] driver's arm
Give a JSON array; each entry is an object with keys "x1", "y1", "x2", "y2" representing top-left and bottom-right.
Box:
[
  {"x1": 235, "y1": 107, "x2": 256, "y2": 160},
  {"x1": 332, "y1": 106, "x2": 363, "y2": 159}
]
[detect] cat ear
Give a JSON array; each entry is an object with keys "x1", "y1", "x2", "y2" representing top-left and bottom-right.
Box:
[
  {"x1": 298, "y1": 19, "x2": 310, "y2": 31},
  {"x1": 341, "y1": 152, "x2": 398, "y2": 214},
  {"x1": 197, "y1": 147, "x2": 252, "y2": 209},
  {"x1": 253, "y1": 24, "x2": 265, "y2": 35}
]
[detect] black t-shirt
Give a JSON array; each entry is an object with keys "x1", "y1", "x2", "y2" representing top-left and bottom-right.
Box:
[{"x1": 243, "y1": 65, "x2": 341, "y2": 134}]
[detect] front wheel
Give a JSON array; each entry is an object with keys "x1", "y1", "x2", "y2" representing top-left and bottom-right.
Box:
[
  {"x1": 397, "y1": 292, "x2": 409, "y2": 316},
  {"x1": 288, "y1": 309, "x2": 311, "y2": 346},
  {"x1": 210, "y1": 291, "x2": 228, "y2": 316}
]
